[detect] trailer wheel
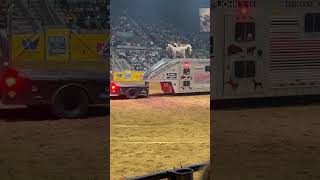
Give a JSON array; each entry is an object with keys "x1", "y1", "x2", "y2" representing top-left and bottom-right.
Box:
[
  {"x1": 52, "y1": 87, "x2": 89, "y2": 119},
  {"x1": 126, "y1": 88, "x2": 138, "y2": 99}
]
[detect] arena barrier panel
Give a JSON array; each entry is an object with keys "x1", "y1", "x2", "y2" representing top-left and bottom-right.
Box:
[
  {"x1": 10, "y1": 29, "x2": 108, "y2": 72},
  {"x1": 131, "y1": 71, "x2": 144, "y2": 81},
  {"x1": 113, "y1": 70, "x2": 145, "y2": 81},
  {"x1": 70, "y1": 33, "x2": 108, "y2": 62},
  {"x1": 12, "y1": 33, "x2": 45, "y2": 61}
]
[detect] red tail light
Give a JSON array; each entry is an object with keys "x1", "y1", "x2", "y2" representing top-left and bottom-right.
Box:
[
  {"x1": 5, "y1": 77, "x2": 16, "y2": 88},
  {"x1": 0, "y1": 67, "x2": 32, "y2": 103},
  {"x1": 110, "y1": 82, "x2": 119, "y2": 93},
  {"x1": 184, "y1": 63, "x2": 189, "y2": 68},
  {"x1": 1, "y1": 68, "x2": 18, "y2": 86},
  {"x1": 0, "y1": 68, "x2": 19, "y2": 98}
]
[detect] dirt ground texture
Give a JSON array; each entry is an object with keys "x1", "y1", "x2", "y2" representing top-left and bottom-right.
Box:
[
  {"x1": 213, "y1": 105, "x2": 320, "y2": 180},
  {"x1": 111, "y1": 82, "x2": 210, "y2": 179},
  {"x1": 0, "y1": 105, "x2": 108, "y2": 180}
]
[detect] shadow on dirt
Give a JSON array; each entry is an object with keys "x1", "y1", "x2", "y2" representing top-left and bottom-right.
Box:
[
  {"x1": 110, "y1": 96, "x2": 149, "y2": 100},
  {"x1": 110, "y1": 92, "x2": 210, "y2": 100},
  {"x1": 212, "y1": 95, "x2": 320, "y2": 111},
  {"x1": 0, "y1": 105, "x2": 108, "y2": 122},
  {"x1": 150, "y1": 92, "x2": 210, "y2": 97}
]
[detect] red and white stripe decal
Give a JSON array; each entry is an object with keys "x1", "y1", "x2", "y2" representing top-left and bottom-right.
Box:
[{"x1": 269, "y1": 17, "x2": 320, "y2": 87}]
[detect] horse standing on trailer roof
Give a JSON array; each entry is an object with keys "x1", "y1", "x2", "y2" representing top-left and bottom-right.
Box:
[{"x1": 166, "y1": 43, "x2": 192, "y2": 59}]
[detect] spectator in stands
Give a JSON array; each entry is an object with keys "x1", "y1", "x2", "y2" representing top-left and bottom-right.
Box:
[
  {"x1": 84, "y1": 15, "x2": 90, "y2": 29},
  {"x1": 60, "y1": 0, "x2": 69, "y2": 12}
]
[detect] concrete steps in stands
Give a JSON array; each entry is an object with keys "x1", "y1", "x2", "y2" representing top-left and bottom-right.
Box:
[
  {"x1": 12, "y1": 0, "x2": 37, "y2": 33},
  {"x1": 27, "y1": 0, "x2": 63, "y2": 25}
]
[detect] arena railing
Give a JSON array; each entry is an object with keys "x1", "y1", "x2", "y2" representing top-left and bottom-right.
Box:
[{"x1": 125, "y1": 162, "x2": 207, "y2": 180}]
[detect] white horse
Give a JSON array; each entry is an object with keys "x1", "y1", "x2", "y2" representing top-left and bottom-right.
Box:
[{"x1": 166, "y1": 43, "x2": 192, "y2": 59}]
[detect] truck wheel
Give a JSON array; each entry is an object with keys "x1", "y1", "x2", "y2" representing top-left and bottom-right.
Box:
[
  {"x1": 126, "y1": 88, "x2": 138, "y2": 99},
  {"x1": 52, "y1": 87, "x2": 89, "y2": 119}
]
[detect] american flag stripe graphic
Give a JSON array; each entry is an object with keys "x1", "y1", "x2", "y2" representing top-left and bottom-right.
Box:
[{"x1": 269, "y1": 17, "x2": 320, "y2": 87}]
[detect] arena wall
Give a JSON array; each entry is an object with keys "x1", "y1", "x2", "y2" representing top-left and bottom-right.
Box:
[{"x1": 10, "y1": 29, "x2": 108, "y2": 72}]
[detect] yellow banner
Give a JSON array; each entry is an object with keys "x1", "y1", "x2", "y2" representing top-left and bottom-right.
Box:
[
  {"x1": 46, "y1": 28, "x2": 70, "y2": 62},
  {"x1": 132, "y1": 71, "x2": 144, "y2": 81},
  {"x1": 70, "y1": 33, "x2": 108, "y2": 62},
  {"x1": 113, "y1": 71, "x2": 144, "y2": 81},
  {"x1": 12, "y1": 33, "x2": 44, "y2": 61},
  {"x1": 113, "y1": 72, "x2": 124, "y2": 81},
  {"x1": 10, "y1": 29, "x2": 109, "y2": 73}
]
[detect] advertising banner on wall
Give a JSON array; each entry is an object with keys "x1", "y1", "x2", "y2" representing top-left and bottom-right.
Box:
[
  {"x1": 10, "y1": 29, "x2": 108, "y2": 72},
  {"x1": 113, "y1": 71, "x2": 145, "y2": 81},
  {"x1": 70, "y1": 33, "x2": 108, "y2": 62},
  {"x1": 12, "y1": 33, "x2": 44, "y2": 61},
  {"x1": 46, "y1": 29, "x2": 70, "y2": 62}
]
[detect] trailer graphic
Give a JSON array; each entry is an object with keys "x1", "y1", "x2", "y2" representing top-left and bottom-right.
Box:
[
  {"x1": 144, "y1": 58, "x2": 210, "y2": 94},
  {"x1": 211, "y1": 0, "x2": 320, "y2": 100}
]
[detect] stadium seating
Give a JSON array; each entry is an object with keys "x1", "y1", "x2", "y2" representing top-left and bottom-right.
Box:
[
  {"x1": 0, "y1": 0, "x2": 108, "y2": 33},
  {"x1": 111, "y1": 12, "x2": 210, "y2": 71}
]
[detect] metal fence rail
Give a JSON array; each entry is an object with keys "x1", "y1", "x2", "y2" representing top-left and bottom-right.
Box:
[{"x1": 126, "y1": 162, "x2": 208, "y2": 180}]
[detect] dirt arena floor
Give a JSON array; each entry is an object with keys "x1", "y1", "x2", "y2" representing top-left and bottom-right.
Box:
[
  {"x1": 213, "y1": 104, "x2": 320, "y2": 180},
  {"x1": 0, "y1": 104, "x2": 107, "y2": 180},
  {"x1": 110, "y1": 83, "x2": 210, "y2": 179}
]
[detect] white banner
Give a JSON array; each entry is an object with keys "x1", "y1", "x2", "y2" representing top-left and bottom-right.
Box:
[{"x1": 199, "y1": 8, "x2": 210, "y2": 32}]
